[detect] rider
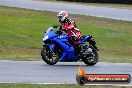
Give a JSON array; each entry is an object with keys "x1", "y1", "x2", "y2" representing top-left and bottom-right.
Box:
[
  {"x1": 57, "y1": 11, "x2": 82, "y2": 45},
  {"x1": 56, "y1": 11, "x2": 99, "y2": 52}
]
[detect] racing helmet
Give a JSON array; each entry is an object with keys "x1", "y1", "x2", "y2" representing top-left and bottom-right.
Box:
[{"x1": 57, "y1": 11, "x2": 68, "y2": 22}]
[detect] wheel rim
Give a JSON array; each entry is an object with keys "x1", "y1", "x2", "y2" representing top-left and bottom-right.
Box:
[
  {"x1": 87, "y1": 49, "x2": 97, "y2": 63},
  {"x1": 45, "y1": 47, "x2": 59, "y2": 63}
]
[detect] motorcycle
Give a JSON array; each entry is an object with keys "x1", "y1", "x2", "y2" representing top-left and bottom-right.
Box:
[{"x1": 41, "y1": 25, "x2": 99, "y2": 66}]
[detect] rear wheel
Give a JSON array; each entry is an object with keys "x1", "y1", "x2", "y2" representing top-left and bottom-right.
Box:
[
  {"x1": 81, "y1": 45, "x2": 98, "y2": 66},
  {"x1": 41, "y1": 45, "x2": 62, "y2": 65}
]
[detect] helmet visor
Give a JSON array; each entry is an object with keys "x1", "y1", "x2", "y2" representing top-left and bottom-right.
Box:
[{"x1": 58, "y1": 16, "x2": 63, "y2": 20}]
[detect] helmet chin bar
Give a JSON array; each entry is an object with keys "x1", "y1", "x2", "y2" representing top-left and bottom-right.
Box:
[
  {"x1": 61, "y1": 17, "x2": 65, "y2": 22},
  {"x1": 59, "y1": 18, "x2": 67, "y2": 23},
  {"x1": 58, "y1": 17, "x2": 64, "y2": 22}
]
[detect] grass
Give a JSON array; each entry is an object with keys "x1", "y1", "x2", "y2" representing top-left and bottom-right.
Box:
[
  {"x1": 0, "y1": 6, "x2": 57, "y2": 61},
  {"x1": 0, "y1": 84, "x2": 131, "y2": 88},
  {"x1": 0, "y1": 6, "x2": 132, "y2": 63},
  {"x1": 38, "y1": 0, "x2": 132, "y2": 10}
]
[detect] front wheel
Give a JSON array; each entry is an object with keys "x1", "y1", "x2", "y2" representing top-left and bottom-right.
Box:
[
  {"x1": 81, "y1": 45, "x2": 98, "y2": 66},
  {"x1": 41, "y1": 45, "x2": 61, "y2": 65}
]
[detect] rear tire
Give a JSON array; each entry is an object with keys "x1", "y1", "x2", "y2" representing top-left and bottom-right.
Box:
[{"x1": 82, "y1": 46, "x2": 98, "y2": 66}]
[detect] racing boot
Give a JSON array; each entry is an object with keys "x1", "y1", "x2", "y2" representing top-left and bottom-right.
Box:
[
  {"x1": 91, "y1": 44, "x2": 99, "y2": 51},
  {"x1": 87, "y1": 35, "x2": 99, "y2": 51}
]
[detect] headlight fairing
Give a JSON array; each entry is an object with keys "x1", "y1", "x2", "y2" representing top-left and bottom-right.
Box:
[{"x1": 43, "y1": 35, "x2": 48, "y2": 41}]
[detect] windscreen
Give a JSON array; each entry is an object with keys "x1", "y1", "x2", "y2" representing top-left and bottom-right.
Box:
[{"x1": 44, "y1": 27, "x2": 53, "y2": 36}]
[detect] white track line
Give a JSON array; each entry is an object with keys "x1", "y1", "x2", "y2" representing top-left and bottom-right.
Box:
[{"x1": 0, "y1": 82, "x2": 132, "y2": 86}]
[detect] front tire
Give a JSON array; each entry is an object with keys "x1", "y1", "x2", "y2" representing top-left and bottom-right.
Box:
[{"x1": 41, "y1": 45, "x2": 61, "y2": 65}]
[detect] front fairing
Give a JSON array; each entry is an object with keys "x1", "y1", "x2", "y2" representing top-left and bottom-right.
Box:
[
  {"x1": 42, "y1": 27, "x2": 77, "y2": 61},
  {"x1": 43, "y1": 27, "x2": 57, "y2": 42},
  {"x1": 57, "y1": 34, "x2": 70, "y2": 39}
]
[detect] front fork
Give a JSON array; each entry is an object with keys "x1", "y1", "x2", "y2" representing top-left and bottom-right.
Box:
[{"x1": 43, "y1": 44, "x2": 55, "y2": 52}]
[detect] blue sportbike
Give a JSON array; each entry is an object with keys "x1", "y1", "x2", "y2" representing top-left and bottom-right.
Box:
[{"x1": 41, "y1": 25, "x2": 99, "y2": 66}]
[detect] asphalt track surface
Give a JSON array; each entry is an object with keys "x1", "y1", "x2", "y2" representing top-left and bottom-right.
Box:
[
  {"x1": 0, "y1": 60, "x2": 132, "y2": 86},
  {"x1": 0, "y1": 0, "x2": 132, "y2": 21}
]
